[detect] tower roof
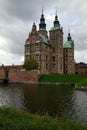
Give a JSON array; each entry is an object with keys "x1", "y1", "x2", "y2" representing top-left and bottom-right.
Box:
[
  {"x1": 63, "y1": 41, "x2": 72, "y2": 48},
  {"x1": 54, "y1": 15, "x2": 60, "y2": 27},
  {"x1": 32, "y1": 22, "x2": 37, "y2": 31},
  {"x1": 39, "y1": 7, "x2": 46, "y2": 30},
  {"x1": 39, "y1": 34, "x2": 48, "y2": 44},
  {"x1": 67, "y1": 32, "x2": 72, "y2": 41},
  {"x1": 63, "y1": 32, "x2": 73, "y2": 48},
  {"x1": 50, "y1": 13, "x2": 61, "y2": 31},
  {"x1": 50, "y1": 26, "x2": 60, "y2": 31}
]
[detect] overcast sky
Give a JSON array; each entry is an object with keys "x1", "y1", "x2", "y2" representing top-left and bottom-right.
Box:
[{"x1": 0, "y1": 0, "x2": 87, "y2": 65}]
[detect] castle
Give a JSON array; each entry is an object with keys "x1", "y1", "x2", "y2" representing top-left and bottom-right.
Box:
[{"x1": 24, "y1": 10, "x2": 75, "y2": 74}]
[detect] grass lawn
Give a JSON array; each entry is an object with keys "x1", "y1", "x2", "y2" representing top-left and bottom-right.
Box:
[
  {"x1": 0, "y1": 107, "x2": 87, "y2": 130},
  {"x1": 39, "y1": 74, "x2": 87, "y2": 87}
]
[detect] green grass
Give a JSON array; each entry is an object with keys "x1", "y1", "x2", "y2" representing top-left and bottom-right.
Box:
[
  {"x1": 0, "y1": 107, "x2": 87, "y2": 130},
  {"x1": 39, "y1": 74, "x2": 87, "y2": 87}
]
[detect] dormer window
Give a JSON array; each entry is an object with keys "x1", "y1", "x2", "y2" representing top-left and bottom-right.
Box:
[
  {"x1": 25, "y1": 44, "x2": 30, "y2": 51},
  {"x1": 36, "y1": 42, "x2": 41, "y2": 51},
  {"x1": 36, "y1": 54, "x2": 40, "y2": 60}
]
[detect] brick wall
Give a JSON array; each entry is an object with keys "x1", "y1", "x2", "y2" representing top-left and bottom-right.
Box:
[
  {"x1": 0, "y1": 68, "x2": 39, "y2": 83},
  {"x1": 9, "y1": 70, "x2": 39, "y2": 83},
  {"x1": 0, "y1": 69, "x2": 5, "y2": 79}
]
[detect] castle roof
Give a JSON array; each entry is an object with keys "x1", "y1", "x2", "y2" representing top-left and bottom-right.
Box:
[
  {"x1": 50, "y1": 14, "x2": 61, "y2": 31},
  {"x1": 63, "y1": 32, "x2": 73, "y2": 48},
  {"x1": 39, "y1": 9, "x2": 46, "y2": 31},
  {"x1": 50, "y1": 26, "x2": 60, "y2": 31},
  {"x1": 39, "y1": 34, "x2": 48, "y2": 44},
  {"x1": 63, "y1": 41, "x2": 72, "y2": 48},
  {"x1": 76, "y1": 62, "x2": 87, "y2": 68}
]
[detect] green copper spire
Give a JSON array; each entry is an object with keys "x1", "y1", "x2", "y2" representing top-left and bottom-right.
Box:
[
  {"x1": 39, "y1": 7, "x2": 46, "y2": 30},
  {"x1": 50, "y1": 9, "x2": 63, "y2": 31},
  {"x1": 67, "y1": 32, "x2": 72, "y2": 41},
  {"x1": 54, "y1": 10, "x2": 60, "y2": 28},
  {"x1": 64, "y1": 31, "x2": 73, "y2": 49}
]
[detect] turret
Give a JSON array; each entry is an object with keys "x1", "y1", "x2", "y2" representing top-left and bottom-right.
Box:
[
  {"x1": 67, "y1": 32, "x2": 72, "y2": 41},
  {"x1": 32, "y1": 23, "x2": 37, "y2": 32},
  {"x1": 38, "y1": 7, "x2": 48, "y2": 38},
  {"x1": 54, "y1": 14, "x2": 60, "y2": 28},
  {"x1": 50, "y1": 12, "x2": 63, "y2": 32},
  {"x1": 39, "y1": 7, "x2": 46, "y2": 30}
]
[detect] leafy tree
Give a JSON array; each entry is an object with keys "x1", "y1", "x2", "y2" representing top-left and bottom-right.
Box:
[{"x1": 24, "y1": 58, "x2": 38, "y2": 70}]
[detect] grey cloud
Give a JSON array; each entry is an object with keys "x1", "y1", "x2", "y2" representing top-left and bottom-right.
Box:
[
  {"x1": 0, "y1": 0, "x2": 42, "y2": 22},
  {"x1": 0, "y1": 0, "x2": 87, "y2": 64}
]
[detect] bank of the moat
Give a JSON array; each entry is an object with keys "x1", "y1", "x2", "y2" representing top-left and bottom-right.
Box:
[
  {"x1": 0, "y1": 107, "x2": 87, "y2": 130},
  {"x1": 39, "y1": 74, "x2": 87, "y2": 89},
  {"x1": 0, "y1": 83, "x2": 87, "y2": 123},
  {"x1": 0, "y1": 67, "x2": 87, "y2": 90}
]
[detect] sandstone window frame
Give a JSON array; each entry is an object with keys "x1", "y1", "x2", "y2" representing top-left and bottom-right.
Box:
[
  {"x1": 36, "y1": 42, "x2": 41, "y2": 51},
  {"x1": 52, "y1": 56, "x2": 55, "y2": 62},
  {"x1": 52, "y1": 63, "x2": 56, "y2": 70},
  {"x1": 36, "y1": 54, "x2": 40, "y2": 61}
]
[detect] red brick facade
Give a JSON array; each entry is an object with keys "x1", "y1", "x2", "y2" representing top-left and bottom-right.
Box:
[
  {"x1": 0, "y1": 66, "x2": 39, "y2": 83},
  {"x1": 24, "y1": 12, "x2": 75, "y2": 74}
]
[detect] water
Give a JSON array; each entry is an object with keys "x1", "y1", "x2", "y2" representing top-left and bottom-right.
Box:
[{"x1": 0, "y1": 83, "x2": 87, "y2": 123}]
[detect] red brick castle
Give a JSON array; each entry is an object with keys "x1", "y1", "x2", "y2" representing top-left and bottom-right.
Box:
[{"x1": 24, "y1": 10, "x2": 75, "y2": 74}]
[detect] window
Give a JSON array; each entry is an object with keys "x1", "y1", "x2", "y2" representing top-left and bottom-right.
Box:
[
  {"x1": 66, "y1": 65, "x2": 67, "y2": 69},
  {"x1": 46, "y1": 55, "x2": 48, "y2": 61},
  {"x1": 52, "y1": 64, "x2": 56, "y2": 70},
  {"x1": 32, "y1": 36, "x2": 36, "y2": 43},
  {"x1": 25, "y1": 55, "x2": 30, "y2": 59},
  {"x1": 66, "y1": 54, "x2": 68, "y2": 57},
  {"x1": 66, "y1": 58, "x2": 68, "y2": 61},
  {"x1": 36, "y1": 54, "x2": 40, "y2": 60},
  {"x1": 25, "y1": 44, "x2": 30, "y2": 51},
  {"x1": 66, "y1": 49, "x2": 68, "y2": 52},
  {"x1": 60, "y1": 57, "x2": 62, "y2": 63},
  {"x1": 52, "y1": 32, "x2": 55, "y2": 39},
  {"x1": 60, "y1": 48, "x2": 62, "y2": 53},
  {"x1": 46, "y1": 64, "x2": 48, "y2": 69},
  {"x1": 53, "y1": 48, "x2": 55, "y2": 52},
  {"x1": 36, "y1": 43, "x2": 40, "y2": 51},
  {"x1": 60, "y1": 65, "x2": 62, "y2": 70},
  {"x1": 52, "y1": 56, "x2": 55, "y2": 62},
  {"x1": 46, "y1": 45, "x2": 48, "y2": 50}
]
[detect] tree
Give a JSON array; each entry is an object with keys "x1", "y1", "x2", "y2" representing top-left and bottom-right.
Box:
[{"x1": 24, "y1": 58, "x2": 38, "y2": 70}]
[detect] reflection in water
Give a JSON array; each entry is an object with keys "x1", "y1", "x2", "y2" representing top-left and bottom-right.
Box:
[
  {"x1": 23, "y1": 85, "x2": 75, "y2": 118},
  {"x1": 0, "y1": 83, "x2": 87, "y2": 123}
]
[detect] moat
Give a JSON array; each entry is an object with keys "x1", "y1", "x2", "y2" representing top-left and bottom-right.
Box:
[{"x1": 0, "y1": 83, "x2": 87, "y2": 123}]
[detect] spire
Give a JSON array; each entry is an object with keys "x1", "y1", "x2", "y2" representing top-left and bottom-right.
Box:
[
  {"x1": 54, "y1": 10, "x2": 60, "y2": 28},
  {"x1": 32, "y1": 22, "x2": 37, "y2": 33},
  {"x1": 67, "y1": 29, "x2": 72, "y2": 41},
  {"x1": 39, "y1": 6, "x2": 46, "y2": 30},
  {"x1": 55, "y1": 6, "x2": 57, "y2": 17},
  {"x1": 42, "y1": 5, "x2": 44, "y2": 15}
]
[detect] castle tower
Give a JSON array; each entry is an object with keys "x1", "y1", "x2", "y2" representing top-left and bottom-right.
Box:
[
  {"x1": 49, "y1": 13, "x2": 63, "y2": 73},
  {"x1": 38, "y1": 8, "x2": 48, "y2": 38},
  {"x1": 24, "y1": 23, "x2": 39, "y2": 61},
  {"x1": 25, "y1": 21, "x2": 50, "y2": 74},
  {"x1": 24, "y1": 9, "x2": 75, "y2": 74},
  {"x1": 63, "y1": 32, "x2": 75, "y2": 74}
]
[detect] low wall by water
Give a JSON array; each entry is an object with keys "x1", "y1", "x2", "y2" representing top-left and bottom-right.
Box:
[
  {"x1": 0, "y1": 68, "x2": 39, "y2": 83},
  {"x1": 0, "y1": 69, "x2": 4, "y2": 79},
  {"x1": 9, "y1": 70, "x2": 39, "y2": 83},
  {"x1": 39, "y1": 82, "x2": 75, "y2": 87}
]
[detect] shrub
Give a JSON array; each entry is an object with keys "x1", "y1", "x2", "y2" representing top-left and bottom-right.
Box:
[{"x1": 24, "y1": 58, "x2": 38, "y2": 70}]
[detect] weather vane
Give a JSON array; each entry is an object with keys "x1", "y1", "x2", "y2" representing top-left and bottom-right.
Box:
[{"x1": 42, "y1": 5, "x2": 44, "y2": 14}]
